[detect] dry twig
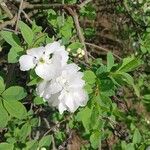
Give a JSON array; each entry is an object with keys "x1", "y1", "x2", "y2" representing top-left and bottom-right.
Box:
[{"x1": 85, "y1": 42, "x2": 122, "y2": 60}]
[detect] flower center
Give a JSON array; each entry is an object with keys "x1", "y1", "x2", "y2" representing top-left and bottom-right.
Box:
[{"x1": 39, "y1": 58, "x2": 45, "y2": 64}]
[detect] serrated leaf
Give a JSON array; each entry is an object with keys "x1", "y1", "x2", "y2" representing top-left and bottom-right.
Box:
[
  {"x1": 98, "y1": 77, "x2": 114, "y2": 92},
  {"x1": 19, "y1": 21, "x2": 34, "y2": 45},
  {"x1": 1, "y1": 31, "x2": 21, "y2": 47},
  {"x1": 3, "y1": 100, "x2": 27, "y2": 119},
  {"x1": 2, "y1": 86, "x2": 27, "y2": 101},
  {"x1": 107, "y1": 52, "x2": 114, "y2": 71}
]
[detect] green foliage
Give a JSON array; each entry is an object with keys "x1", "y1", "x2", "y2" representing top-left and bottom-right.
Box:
[
  {"x1": 19, "y1": 21, "x2": 34, "y2": 46},
  {"x1": 2, "y1": 86, "x2": 27, "y2": 101},
  {"x1": 1, "y1": 31, "x2": 21, "y2": 47},
  {"x1": 0, "y1": 0, "x2": 149, "y2": 149}
]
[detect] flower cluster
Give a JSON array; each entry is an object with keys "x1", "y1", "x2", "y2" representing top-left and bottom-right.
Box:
[{"x1": 19, "y1": 41, "x2": 88, "y2": 114}]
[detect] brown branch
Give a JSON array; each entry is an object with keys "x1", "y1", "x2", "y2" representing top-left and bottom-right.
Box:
[
  {"x1": 79, "y1": 0, "x2": 92, "y2": 8},
  {"x1": 66, "y1": 8, "x2": 89, "y2": 63},
  {"x1": 0, "y1": 2, "x2": 13, "y2": 19},
  {"x1": 0, "y1": 15, "x2": 17, "y2": 30},
  {"x1": 85, "y1": 42, "x2": 122, "y2": 60},
  {"x1": 22, "y1": 2, "x2": 78, "y2": 10},
  {"x1": 21, "y1": 10, "x2": 33, "y2": 24},
  {"x1": 15, "y1": 0, "x2": 24, "y2": 32},
  {"x1": 43, "y1": 115, "x2": 71, "y2": 136}
]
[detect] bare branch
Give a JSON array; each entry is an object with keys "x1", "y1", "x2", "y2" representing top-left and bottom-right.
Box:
[
  {"x1": 15, "y1": 0, "x2": 24, "y2": 32},
  {"x1": 0, "y1": 15, "x2": 17, "y2": 30},
  {"x1": 0, "y1": 2, "x2": 13, "y2": 19},
  {"x1": 66, "y1": 8, "x2": 89, "y2": 62},
  {"x1": 79, "y1": 0, "x2": 92, "y2": 8},
  {"x1": 85, "y1": 42, "x2": 122, "y2": 60}
]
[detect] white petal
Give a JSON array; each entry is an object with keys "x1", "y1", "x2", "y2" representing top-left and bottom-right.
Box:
[
  {"x1": 36, "y1": 80, "x2": 49, "y2": 97},
  {"x1": 35, "y1": 63, "x2": 56, "y2": 80},
  {"x1": 58, "y1": 102, "x2": 67, "y2": 114},
  {"x1": 54, "y1": 48, "x2": 69, "y2": 66},
  {"x1": 27, "y1": 46, "x2": 44, "y2": 59},
  {"x1": 64, "y1": 93, "x2": 76, "y2": 112},
  {"x1": 45, "y1": 41, "x2": 61, "y2": 55},
  {"x1": 49, "y1": 81, "x2": 62, "y2": 94},
  {"x1": 48, "y1": 93, "x2": 60, "y2": 107},
  {"x1": 19, "y1": 55, "x2": 36, "y2": 71}
]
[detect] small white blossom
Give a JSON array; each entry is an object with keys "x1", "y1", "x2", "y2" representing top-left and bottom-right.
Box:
[
  {"x1": 19, "y1": 41, "x2": 68, "y2": 80},
  {"x1": 36, "y1": 63, "x2": 88, "y2": 114}
]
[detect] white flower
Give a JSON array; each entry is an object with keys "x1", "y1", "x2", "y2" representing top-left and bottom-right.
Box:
[
  {"x1": 19, "y1": 41, "x2": 68, "y2": 80},
  {"x1": 36, "y1": 63, "x2": 88, "y2": 114}
]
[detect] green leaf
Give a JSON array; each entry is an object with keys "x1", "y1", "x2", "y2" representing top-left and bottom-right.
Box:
[
  {"x1": 1, "y1": 31, "x2": 21, "y2": 47},
  {"x1": 90, "y1": 130, "x2": 101, "y2": 149},
  {"x1": 83, "y1": 70, "x2": 96, "y2": 85},
  {"x1": 0, "y1": 76, "x2": 5, "y2": 94},
  {"x1": 98, "y1": 77, "x2": 114, "y2": 92},
  {"x1": 27, "y1": 77, "x2": 41, "y2": 86},
  {"x1": 19, "y1": 123, "x2": 31, "y2": 141},
  {"x1": 144, "y1": 94, "x2": 150, "y2": 100},
  {"x1": 3, "y1": 100, "x2": 27, "y2": 119},
  {"x1": 99, "y1": 94, "x2": 112, "y2": 110},
  {"x1": 76, "y1": 106, "x2": 92, "y2": 132},
  {"x1": 117, "y1": 55, "x2": 142, "y2": 72},
  {"x1": 34, "y1": 96, "x2": 45, "y2": 105},
  {"x1": 0, "y1": 143, "x2": 14, "y2": 150},
  {"x1": 19, "y1": 21, "x2": 34, "y2": 45},
  {"x1": 107, "y1": 52, "x2": 114, "y2": 71},
  {"x1": 8, "y1": 47, "x2": 23, "y2": 63},
  {"x1": 68, "y1": 42, "x2": 83, "y2": 53},
  {"x1": 133, "y1": 128, "x2": 142, "y2": 144},
  {"x1": 39, "y1": 135, "x2": 51, "y2": 148},
  {"x1": 2, "y1": 86, "x2": 27, "y2": 101},
  {"x1": 114, "y1": 72, "x2": 140, "y2": 97},
  {"x1": 24, "y1": 140, "x2": 38, "y2": 150},
  {"x1": 0, "y1": 100, "x2": 9, "y2": 128},
  {"x1": 126, "y1": 143, "x2": 135, "y2": 150}
]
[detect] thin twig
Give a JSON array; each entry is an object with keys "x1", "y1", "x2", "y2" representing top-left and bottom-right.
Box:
[
  {"x1": 21, "y1": 10, "x2": 33, "y2": 24},
  {"x1": 79, "y1": 0, "x2": 92, "y2": 8},
  {"x1": 66, "y1": 8, "x2": 89, "y2": 62},
  {"x1": 85, "y1": 42, "x2": 122, "y2": 60},
  {"x1": 35, "y1": 117, "x2": 41, "y2": 140},
  {"x1": 22, "y1": 2, "x2": 78, "y2": 10},
  {"x1": 0, "y1": 2, "x2": 13, "y2": 19},
  {"x1": 0, "y1": 15, "x2": 17, "y2": 30},
  {"x1": 43, "y1": 115, "x2": 71, "y2": 136},
  {"x1": 15, "y1": 0, "x2": 24, "y2": 32}
]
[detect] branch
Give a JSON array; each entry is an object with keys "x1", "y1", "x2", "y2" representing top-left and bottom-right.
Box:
[
  {"x1": 15, "y1": 0, "x2": 24, "y2": 32},
  {"x1": 43, "y1": 115, "x2": 71, "y2": 136},
  {"x1": 0, "y1": 15, "x2": 17, "y2": 30},
  {"x1": 0, "y1": 2, "x2": 13, "y2": 19},
  {"x1": 22, "y1": 2, "x2": 78, "y2": 10},
  {"x1": 85, "y1": 42, "x2": 122, "y2": 60},
  {"x1": 79, "y1": 0, "x2": 92, "y2": 8},
  {"x1": 66, "y1": 8, "x2": 89, "y2": 62}
]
